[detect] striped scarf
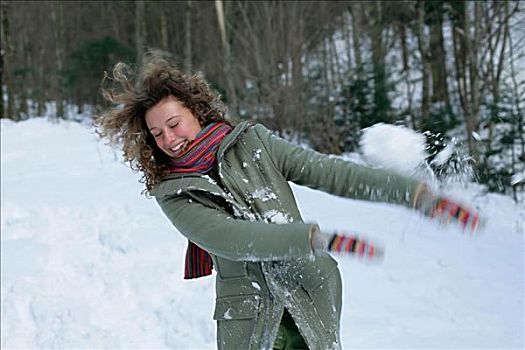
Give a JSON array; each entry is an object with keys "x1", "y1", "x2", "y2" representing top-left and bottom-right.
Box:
[{"x1": 169, "y1": 122, "x2": 232, "y2": 279}]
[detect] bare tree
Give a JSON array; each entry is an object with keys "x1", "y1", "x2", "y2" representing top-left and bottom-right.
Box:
[
  {"x1": 185, "y1": 0, "x2": 192, "y2": 71},
  {"x1": 505, "y1": 0, "x2": 525, "y2": 200},
  {"x1": 51, "y1": 1, "x2": 65, "y2": 119},
  {"x1": 368, "y1": 1, "x2": 392, "y2": 124},
  {"x1": 428, "y1": 1, "x2": 449, "y2": 107},
  {"x1": 215, "y1": 0, "x2": 238, "y2": 115},
  {"x1": 350, "y1": 2, "x2": 363, "y2": 74},
  {"x1": 478, "y1": 1, "x2": 512, "y2": 160},
  {"x1": 416, "y1": 1, "x2": 431, "y2": 120},
  {"x1": 231, "y1": 1, "x2": 346, "y2": 136},
  {"x1": 159, "y1": 3, "x2": 169, "y2": 51},
  {"x1": 1, "y1": 1, "x2": 15, "y2": 120},
  {"x1": 135, "y1": 0, "x2": 146, "y2": 68},
  {"x1": 413, "y1": 1, "x2": 451, "y2": 132},
  {"x1": 452, "y1": 1, "x2": 482, "y2": 160}
]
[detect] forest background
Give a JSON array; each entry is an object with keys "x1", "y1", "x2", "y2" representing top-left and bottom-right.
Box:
[{"x1": 1, "y1": 0, "x2": 524, "y2": 201}]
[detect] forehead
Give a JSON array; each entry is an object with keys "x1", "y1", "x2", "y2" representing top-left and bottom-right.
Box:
[{"x1": 145, "y1": 96, "x2": 183, "y2": 124}]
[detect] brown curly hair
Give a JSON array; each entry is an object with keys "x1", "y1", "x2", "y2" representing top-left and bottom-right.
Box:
[{"x1": 94, "y1": 50, "x2": 232, "y2": 194}]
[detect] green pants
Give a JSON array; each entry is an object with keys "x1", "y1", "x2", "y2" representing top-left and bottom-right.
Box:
[{"x1": 273, "y1": 309, "x2": 309, "y2": 350}]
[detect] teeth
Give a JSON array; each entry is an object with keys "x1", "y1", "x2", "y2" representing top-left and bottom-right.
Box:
[{"x1": 171, "y1": 141, "x2": 186, "y2": 153}]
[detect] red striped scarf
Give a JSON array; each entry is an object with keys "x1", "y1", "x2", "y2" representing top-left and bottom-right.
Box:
[{"x1": 169, "y1": 122, "x2": 232, "y2": 279}]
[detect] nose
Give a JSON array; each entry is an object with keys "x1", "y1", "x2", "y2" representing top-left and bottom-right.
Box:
[{"x1": 163, "y1": 129, "x2": 176, "y2": 145}]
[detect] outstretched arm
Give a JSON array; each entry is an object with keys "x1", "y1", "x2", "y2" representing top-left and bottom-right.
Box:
[
  {"x1": 253, "y1": 124, "x2": 423, "y2": 208},
  {"x1": 157, "y1": 194, "x2": 317, "y2": 262},
  {"x1": 254, "y1": 124, "x2": 483, "y2": 233}
]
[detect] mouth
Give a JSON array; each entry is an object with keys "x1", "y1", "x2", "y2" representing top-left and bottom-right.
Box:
[{"x1": 169, "y1": 140, "x2": 189, "y2": 156}]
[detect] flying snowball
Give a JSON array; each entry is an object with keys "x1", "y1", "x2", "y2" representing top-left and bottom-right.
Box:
[{"x1": 360, "y1": 123, "x2": 428, "y2": 174}]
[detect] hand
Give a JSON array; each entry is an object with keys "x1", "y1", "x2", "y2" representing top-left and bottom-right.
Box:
[
  {"x1": 428, "y1": 196, "x2": 482, "y2": 233},
  {"x1": 415, "y1": 187, "x2": 483, "y2": 234},
  {"x1": 310, "y1": 227, "x2": 384, "y2": 261},
  {"x1": 328, "y1": 233, "x2": 384, "y2": 260}
]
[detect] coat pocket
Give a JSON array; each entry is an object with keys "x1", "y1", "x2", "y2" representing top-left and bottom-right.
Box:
[
  {"x1": 215, "y1": 257, "x2": 248, "y2": 279},
  {"x1": 213, "y1": 294, "x2": 260, "y2": 320},
  {"x1": 213, "y1": 294, "x2": 261, "y2": 350}
]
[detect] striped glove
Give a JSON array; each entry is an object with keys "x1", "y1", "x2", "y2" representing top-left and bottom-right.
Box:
[
  {"x1": 310, "y1": 226, "x2": 384, "y2": 261},
  {"x1": 427, "y1": 196, "x2": 481, "y2": 233},
  {"x1": 414, "y1": 186, "x2": 482, "y2": 234}
]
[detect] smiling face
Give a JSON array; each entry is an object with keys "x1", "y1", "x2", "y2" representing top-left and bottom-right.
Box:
[{"x1": 145, "y1": 96, "x2": 203, "y2": 158}]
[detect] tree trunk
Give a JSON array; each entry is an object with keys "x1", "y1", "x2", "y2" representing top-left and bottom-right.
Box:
[
  {"x1": 185, "y1": 0, "x2": 192, "y2": 71},
  {"x1": 135, "y1": 0, "x2": 146, "y2": 68},
  {"x1": 507, "y1": 1, "x2": 525, "y2": 199},
  {"x1": 215, "y1": 0, "x2": 237, "y2": 114},
  {"x1": 466, "y1": 1, "x2": 482, "y2": 161},
  {"x1": 109, "y1": 2, "x2": 120, "y2": 41},
  {"x1": 399, "y1": 23, "x2": 416, "y2": 129},
  {"x1": 1, "y1": 1, "x2": 15, "y2": 120},
  {"x1": 484, "y1": 1, "x2": 509, "y2": 168},
  {"x1": 160, "y1": 5, "x2": 169, "y2": 51},
  {"x1": 314, "y1": 37, "x2": 341, "y2": 155},
  {"x1": 429, "y1": 3, "x2": 449, "y2": 106},
  {"x1": 370, "y1": 1, "x2": 390, "y2": 124},
  {"x1": 19, "y1": 23, "x2": 29, "y2": 118},
  {"x1": 329, "y1": 35, "x2": 342, "y2": 90},
  {"x1": 416, "y1": 3, "x2": 431, "y2": 123},
  {"x1": 291, "y1": 51, "x2": 304, "y2": 142},
  {"x1": 36, "y1": 44, "x2": 46, "y2": 117},
  {"x1": 452, "y1": 1, "x2": 482, "y2": 161},
  {"x1": 350, "y1": 2, "x2": 363, "y2": 75},
  {"x1": 343, "y1": 11, "x2": 353, "y2": 70},
  {"x1": 51, "y1": 1, "x2": 65, "y2": 119}
]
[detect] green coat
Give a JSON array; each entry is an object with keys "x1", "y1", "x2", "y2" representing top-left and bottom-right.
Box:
[{"x1": 151, "y1": 122, "x2": 422, "y2": 349}]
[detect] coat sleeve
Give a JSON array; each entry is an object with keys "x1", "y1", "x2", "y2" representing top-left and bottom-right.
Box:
[
  {"x1": 253, "y1": 124, "x2": 424, "y2": 208},
  {"x1": 156, "y1": 194, "x2": 315, "y2": 262}
]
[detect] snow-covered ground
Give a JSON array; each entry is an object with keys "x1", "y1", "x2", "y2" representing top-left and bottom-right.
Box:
[{"x1": 1, "y1": 118, "x2": 524, "y2": 349}]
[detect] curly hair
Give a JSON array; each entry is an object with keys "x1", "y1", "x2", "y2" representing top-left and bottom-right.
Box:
[{"x1": 94, "y1": 50, "x2": 231, "y2": 194}]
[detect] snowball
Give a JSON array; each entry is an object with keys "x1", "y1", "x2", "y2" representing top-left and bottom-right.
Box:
[{"x1": 360, "y1": 123, "x2": 428, "y2": 173}]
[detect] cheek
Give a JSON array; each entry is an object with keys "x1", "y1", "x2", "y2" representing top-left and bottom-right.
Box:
[{"x1": 191, "y1": 121, "x2": 203, "y2": 139}]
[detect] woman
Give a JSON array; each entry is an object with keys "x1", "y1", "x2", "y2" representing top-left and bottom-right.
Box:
[{"x1": 95, "y1": 50, "x2": 479, "y2": 350}]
